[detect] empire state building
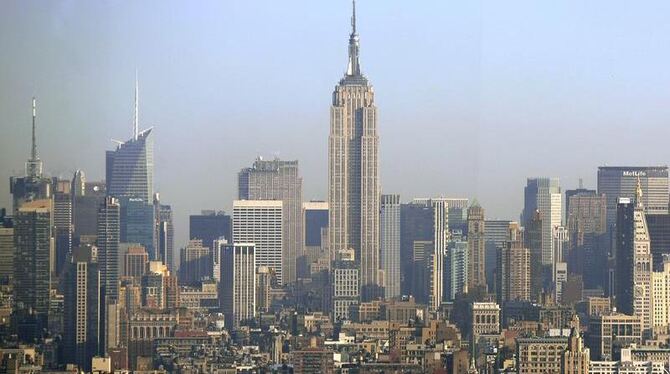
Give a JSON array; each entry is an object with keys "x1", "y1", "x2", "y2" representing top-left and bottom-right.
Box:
[{"x1": 329, "y1": 1, "x2": 380, "y2": 300}]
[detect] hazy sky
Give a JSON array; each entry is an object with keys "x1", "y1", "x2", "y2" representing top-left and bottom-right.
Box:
[{"x1": 2, "y1": 1, "x2": 670, "y2": 246}]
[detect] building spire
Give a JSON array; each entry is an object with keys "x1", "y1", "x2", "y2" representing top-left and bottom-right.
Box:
[
  {"x1": 346, "y1": 0, "x2": 361, "y2": 76},
  {"x1": 636, "y1": 175, "x2": 643, "y2": 207},
  {"x1": 134, "y1": 71, "x2": 139, "y2": 140},
  {"x1": 26, "y1": 97, "x2": 43, "y2": 178}
]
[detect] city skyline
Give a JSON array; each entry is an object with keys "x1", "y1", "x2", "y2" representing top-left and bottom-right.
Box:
[{"x1": 3, "y1": 1, "x2": 670, "y2": 247}]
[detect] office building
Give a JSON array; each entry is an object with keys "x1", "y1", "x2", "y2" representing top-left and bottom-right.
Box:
[
  {"x1": 446, "y1": 233, "x2": 468, "y2": 301},
  {"x1": 332, "y1": 249, "x2": 360, "y2": 321},
  {"x1": 651, "y1": 255, "x2": 670, "y2": 335},
  {"x1": 53, "y1": 190, "x2": 73, "y2": 278},
  {"x1": 233, "y1": 200, "x2": 283, "y2": 284},
  {"x1": 179, "y1": 239, "x2": 211, "y2": 286},
  {"x1": 615, "y1": 185, "x2": 652, "y2": 335},
  {"x1": 189, "y1": 210, "x2": 232, "y2": 250},
  {"x1": 14, "y1": 199, "x2": 52, "y2": 340},
  {"x1": 566, "y1": 190, "x2": 607, "y2": 288},
  {"x1": 381, "y1": 194, "x2": 400, "y2": 299},
  {"x1": 598, "y1": 166, "x2": 669, "y2": 229},
  {"x1": 484, "y1": 219, "x2": 512, "y2": 292},
  {"x1": 63, "y1": 245, "x2": 101, "y2": 371},
  {"x1": 400, "y1": 201, "x2": 434, "y2": 300},
  {"x1": 220, "y1": 243, "x2": 256, "y2": 329},
  {"x1": 523, "y1": 177, "x2": 562, "y2": 266},
  {"x1": 123, "y1": 244, "x2": 148, "y2": 281},
  {"x1": 587, "y1": 312, "x2": 642, "y2": 360},
  {"x1": 256, "y1": 266, "x2": 273, "y2": 314},
  {"x1": 497, "y1": 222, "x2": 531, "y2": 304},
  {"x1": 72, "y1": 173, "x2": 107, "y2": 243},
  {"x1": 303, "y1": 201, "x2": 329, "y2": 270},
  {"x1": 467, "y1": 202, "x2": 486, "y2": 290},
  {"x1": 119, "y1": 197, "x2": 155, "y2": 260},
  {"x1": 471, "y1": 302, "x2": 500, "y2": 338},
  {"x1": 516, "y1": 336, "x2": 569, "y2": 374},
  {"x1": 239, "y1": 157, "x2": 303, "y2": 283},
  {"x1": 328, "y1": 1, "x2": 380, "y2": 301},
  {"x1": 105, "y1": 80, "x2": 153, "y2": 202},
  {"x1": 646, "y1": 214, "x2": 670, "y2": 271},
  {"x1": 0, "y1": 210, "x2": 14, "y2": 283},
  {"x1": 97, "y1": 197, "x2": 121, "y2": 301},
  {"x1": 525, "y1": 210, "x2": 544, "y2": 301},
  {"x1": 10, "y1": 98, "x2": 53, "y2": 214}
]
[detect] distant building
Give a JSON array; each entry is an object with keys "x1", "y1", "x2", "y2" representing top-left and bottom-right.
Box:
[
  {"x1": 155, "y1": 197, "x2": 174, "y2": 272},
  {"x1": 615, "y1": 186, "x2": 652, "y2": 335},
  {"x1": 179, "y1": 240, "x2": 211, "y2": 286},
  {"x1": 63, "y1": 245, "x2": 101, "y2": 371},
  {"x1": 14, "y1": 199, "x2": 52, "y2": 341},
  {"x1": 381, "y1": 194, "x2": 401, "y2": 299},
  {"x1": 597, "y1": 166, "x2": 669, "y2": 229},
  {"x1": 303, "y1": 201, "x2": 328, "y2": 271},
  {"x1": 516, "y1": 336, "x2": 569, "y2": 374},
  {"x1": 0, "y1": 210, "x2": 14, "y2": 283},
  {"x1": 651, "y1": 255, "x2": 670, "y2": 335},
  {"x1": 123, "y1": 244, "x2": 148, "y2": 282},
  {"x1": 332, "y1": 250, "x2": 359, "y2": 321},
  {"x1": 220, "y1": 243, "x2": 256, "y2": 329},
  {"x1": 497, "y1": 222, "x2": 531, "y2": 304},
  {"x1": 467, "y1": 203, "x2": 486, "y2": 290},
  {"x1": 587, "y1": 312, "x2": 642, "y2": 360},
  {"x1": 189, "y1": 210, "x2": 232, "y2": 250},
  {"x1": 53, "y1": 190, "x2": 73, "y2": 278},
  {"x1": 525, "y1": 210, "x2": 544, "y2": 301},
  {"x1": 105, "y1": 82, "x2": 153, "y2": 203},
  {"x1": 561, "y1": 320, "x2": 590, "y2": 374},
  {"x1": 119, "y1": 197, "x2": 155, "y2": 260},
  {"x1": 10, "y1": 98, "x2": 53, "y2": 214},
  {"x1": 471, "y1": 302, "x2": 500, "y2": 338},
  {"x1": 239, "y1": 158, "x2": 303, "y2": 283},
  {"x1": 72, "y1": 174, "x2": 107, "y2": 243},
  {"x1": 523, "y1": 177, "x2": 562, "y2": 267},
  {"x1": 97, "y1": 197, "x2": 121, "y2": 302},
  {"x1": 446, "y1": 232, "x2": 468, "y2": 301},
  {"x1": 484, "y1": 219, "x2": 512, "y2": 294},
  {"x1": 233, "y1": 200, "x2": 283, "y2": 284},
  {"x1": 400, "y1": 201, "x2": 434, "y2": 302}
]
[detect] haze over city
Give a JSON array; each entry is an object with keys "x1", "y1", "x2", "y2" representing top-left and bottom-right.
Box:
[{"x1": 2, "y1": 1, "x2": 670, "y2": 245}]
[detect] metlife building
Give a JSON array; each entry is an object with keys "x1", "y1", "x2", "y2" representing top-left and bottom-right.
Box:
[{"x1": 598, "y1": 166, "x2": 669, "y2": 229}]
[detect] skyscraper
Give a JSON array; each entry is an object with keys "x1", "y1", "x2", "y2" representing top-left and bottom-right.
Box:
[
  {"x1": 446, "y1": 232, "x2": 468, "y2": 301},
  {"x1": 238, "y1": 158, "x2": 303, "y2": 283},
  {"x1": 598, "y1": 166, "x2": 669, "y2": 229},
  {"x1": 14, "y1": 199, "x2": 52, "y2": 340},
  {"x1": 303, "y1": 201, "x2": 329, "y2": 269},
  {"x1": 429, "y1": 199, "x2": 449, "y2": 311},
  {"x1": 156, "y1": 200, "x2": 174, "y2": 271},
  {"x1": 233, "y1": 200, "x2": 283, "y2": 284},
  {"x1": 380, "y1": 194, "x2": 400, "y2": 299},
  {"x1": 119, "y1": 197, "x2": 155, "y2": 260},
  {"x1": 220, "y1": 243, "x2": 256, "y2": 329},
  {"x1": 106, "y1": 79, "x2": 154, "y2": 202},
  {"x1": 10, "y1": 98, "x2": 53, "y2": 213},
  {"x1": 484, "y1": 220, "x2": 512, "y2": 293},
  {"x1": 97, "y1": 197, "x2": 121, "y2": 302},
  {"x1": 332, "y1": 249, "x2": 360, "y2": 321},
  {"x1": 467, "y1": 202, "x2": 486, "y2": 290},
  {"x1": 0, "y1": 210, "x2": 13, "y2": 283},
  {"x1": 179, "y1": 239, "x2": 211, "y2": 286},
  {"x1": 189, "y1": 210, "x2": 232, "y2": 250},
  {"x1": 523, "y1": 178, "x2": 562, "y2": 267},
  {"x1": 54, "y1": 190, "x2": 73, "y2": 278},
  {"x1": 72, "y1": 173, "x2": 107, "y2": 244},
  {"x1": 615, "y1": 181, "x2": 653, "y2": 336},
  {"x1": 496, "y1": 222, "x2": 531, "y2": 304},
  {"x1": 328, "y1": 1, "x2": 380, "y2": 300},
  {"x1": 63, "y1": 245, "x2": 101, "y2": 371}
]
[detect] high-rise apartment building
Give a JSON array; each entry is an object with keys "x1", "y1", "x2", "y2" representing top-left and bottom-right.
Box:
[
  {"x1": 615, "y1": 184, "x2": 653, "y2": 335},
  {"x1": 446, "y1": 233, "x2": 468, "y2": 301},
  {"x1": 14, "y1": 199, "x2": 52, "y2": 340},
  {"x1": 239, "y1": 158, "x2": 303, "y2": 283},
  {"x1": 381, "y1": 194, "x2": 400, "y2": 299},
  {"x1": 598, "y1": 166, "x2": 669, "y2": 229},
  {"x1": 233, "y1": 200, "x2": 283, "y2": 284},
  {"x1": 105, "y1": 80, "x2": 153, "y2": 202},
  {"x1": 467, "y1": 203, "x2": 486, "y2": 290},
  {"x1": 10, "y1": 98, "x2": 53, "y2": 214},
  {"x1": 97, "y1": 197, "x2": 121, "y2": 302},
  {"x1": 497, "y1": 222, "x2": 531, "y2": 304},
  {"x1": 220, "y1": 243, "x2": 256, "y2": 329},
  {"x1": 523, "y1": 178, "x2": 562, "y2": 266},
  {"x1": 63, "y1": 245, "x2": 101, "y2": 371},
  {"x1": 328, "y1": 2, "x2": 380, "y2": 300}
]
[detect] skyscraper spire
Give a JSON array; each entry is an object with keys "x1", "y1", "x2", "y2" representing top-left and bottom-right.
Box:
[
  {"x1": 346, "y1": 0, "x2": 361, "y2": 76},
  {"x1": 26, "y1": 97, "x2": 43, "y2": 178},
  {"x1": 134, "y1": 71, "x2": 139, "y2": 140}
]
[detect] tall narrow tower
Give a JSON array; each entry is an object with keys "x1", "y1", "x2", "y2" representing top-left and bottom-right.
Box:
[{"x1": 329, "y1": 0, "x2": 380, "y2": 300}]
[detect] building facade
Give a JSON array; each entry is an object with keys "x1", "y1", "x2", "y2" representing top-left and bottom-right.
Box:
[
  {"x1": 381, "y1": 194, "x2": 401, "y2": 299},
  {"x1": 97, "y1": 196, "x2": 121, "y2": 302},
  {"x1": 328, "y1": 2, "x2": 380, "y2": 300},
  {"x1": 467, "y1": 203, "x2": 486, "y2": 290},
  {"x1": 220, "y1": 243, "x2": 256, "y2": 329},
  {"x1": 233, "y1": 200, "x2": 283, "y2": 284},
  {"x1": 239, "y1": 158, "x2": 303, "y2": 284}
]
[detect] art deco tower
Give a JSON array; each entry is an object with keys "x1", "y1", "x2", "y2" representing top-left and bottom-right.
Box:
[{"x1": 329, "y1": 1, "x2": 380, "y2": 300}]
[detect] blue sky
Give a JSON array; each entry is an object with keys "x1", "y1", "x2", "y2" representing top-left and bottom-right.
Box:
[{"x1": 2, "y1": 1, "x2": 670, "y2": 245}]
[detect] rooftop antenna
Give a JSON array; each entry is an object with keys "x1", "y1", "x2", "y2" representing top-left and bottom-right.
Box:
[{"x1": 134, "y1": 70, "x2": 139, "y2": 140}]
